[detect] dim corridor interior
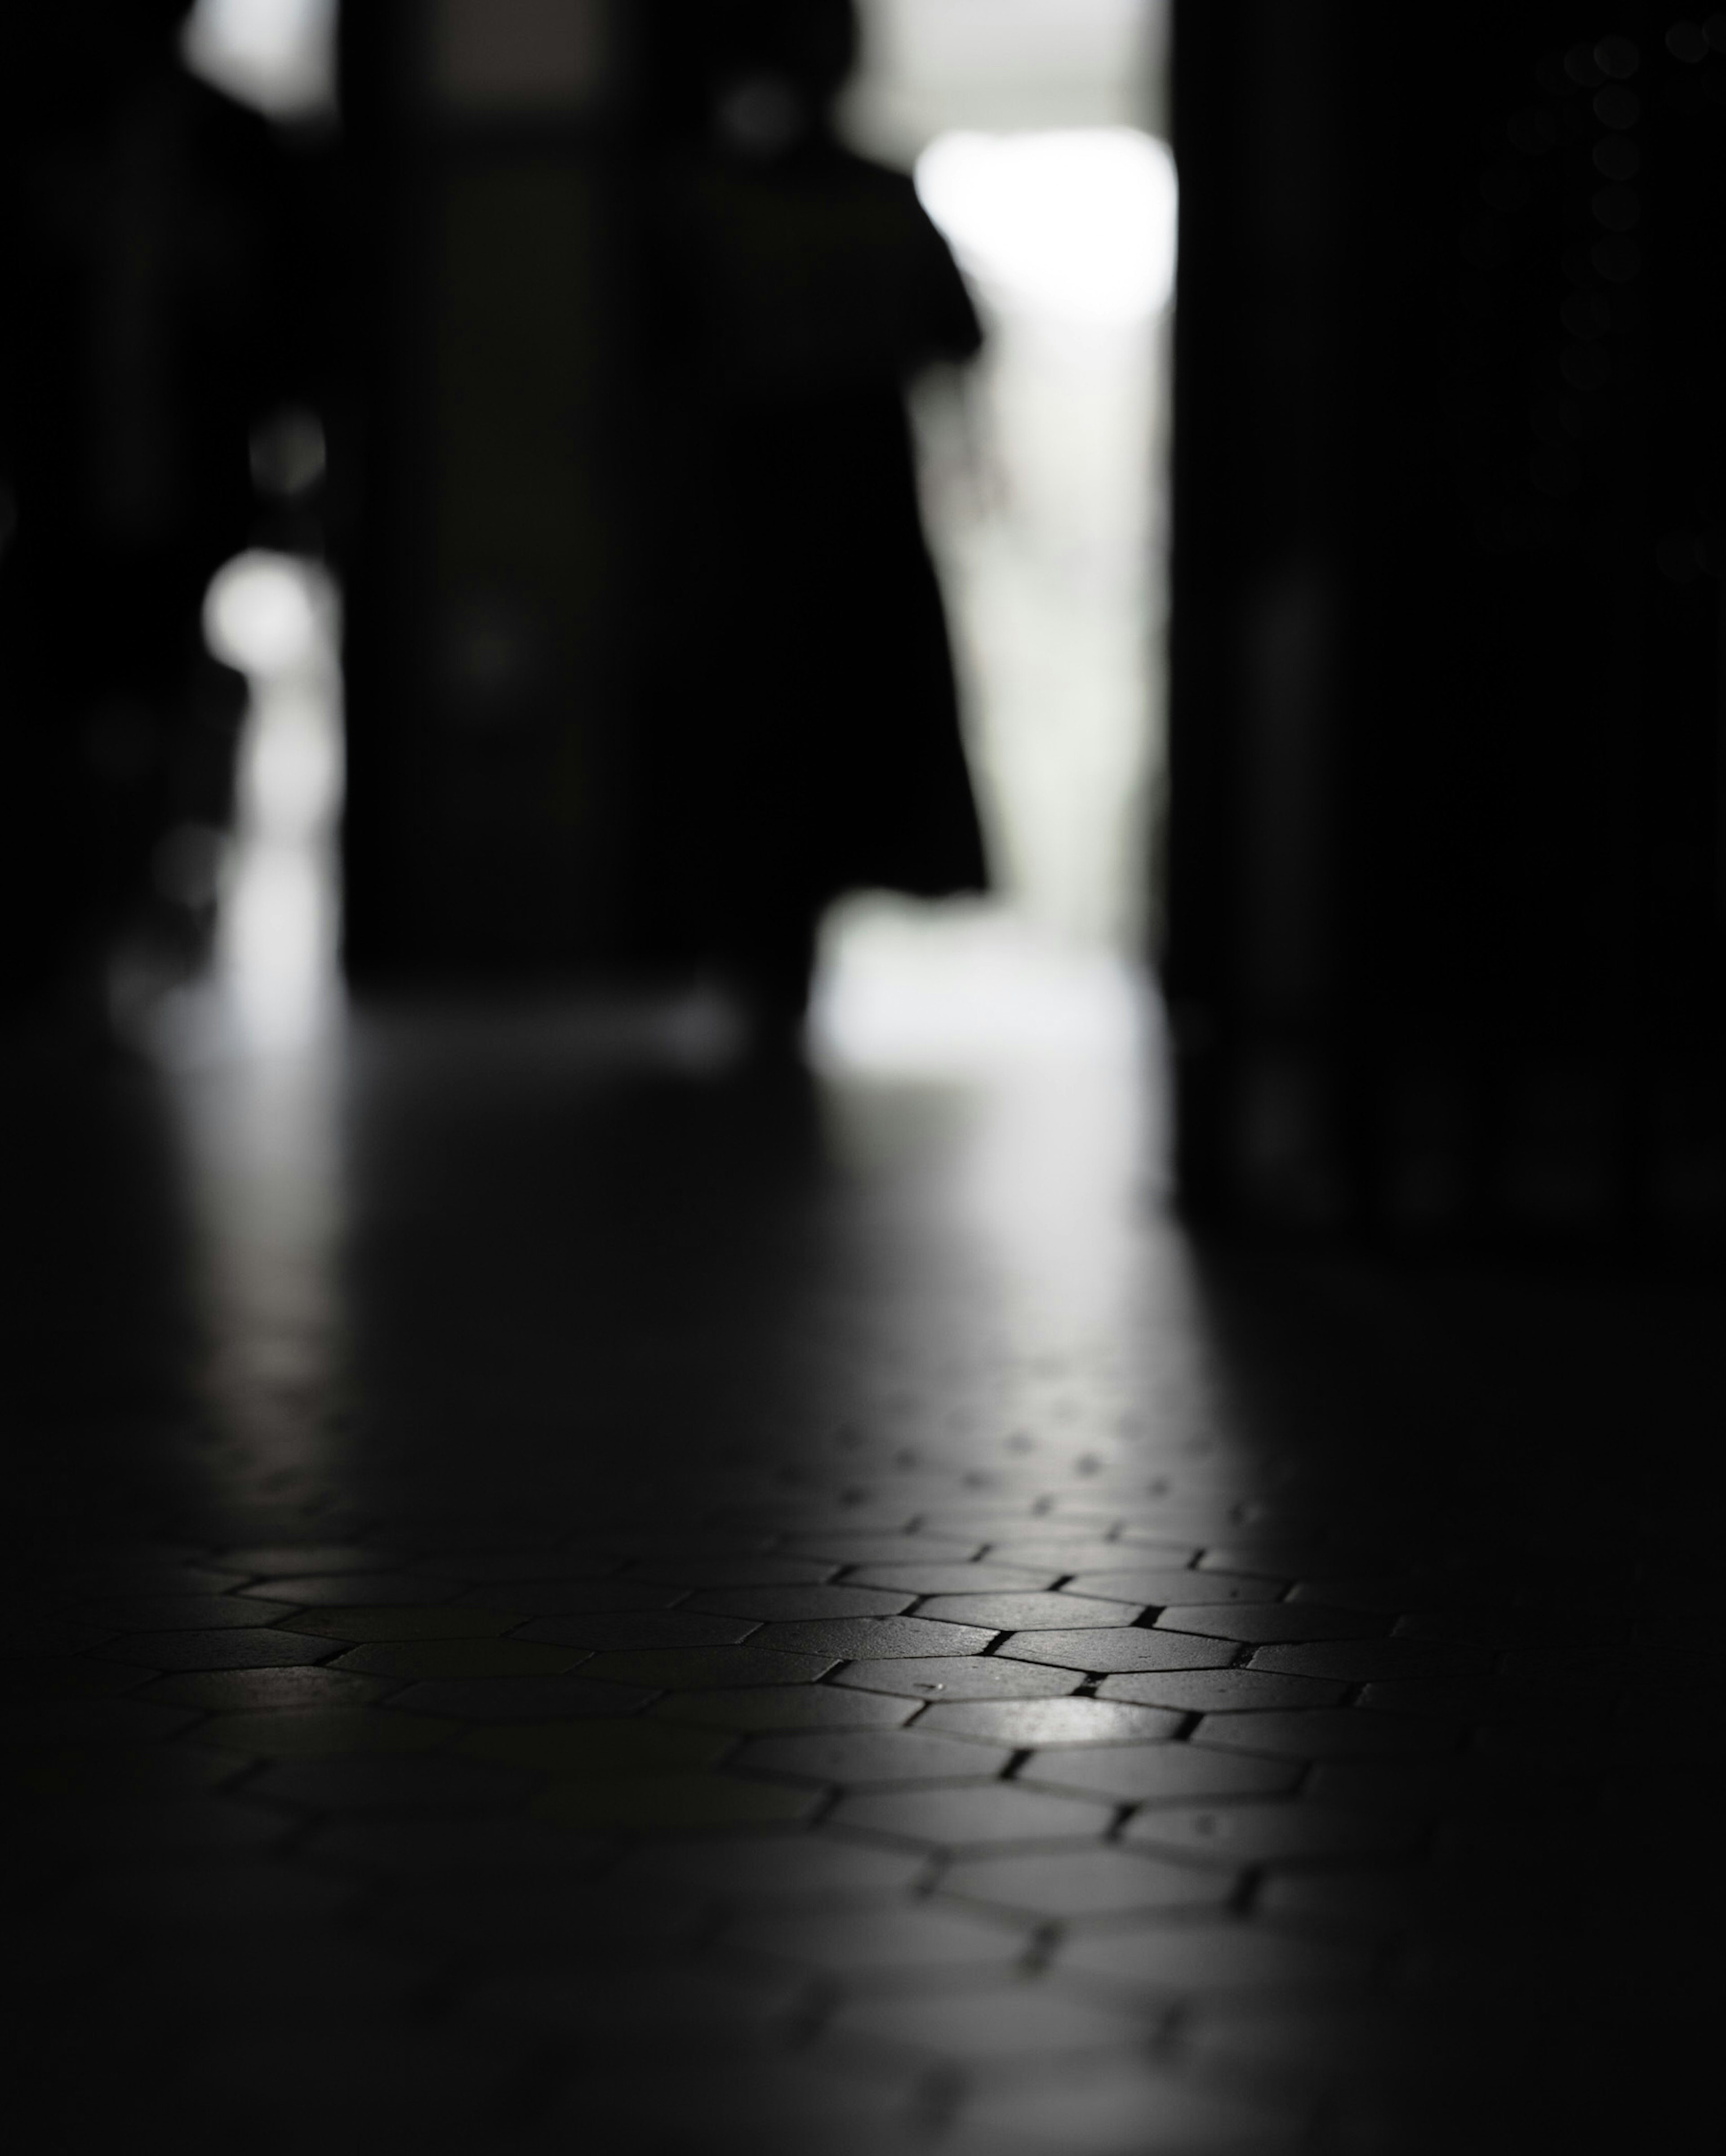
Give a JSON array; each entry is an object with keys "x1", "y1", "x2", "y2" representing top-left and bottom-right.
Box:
[{"x1": 5, "y1": 968, "x2": 1718, "y2": 2155}]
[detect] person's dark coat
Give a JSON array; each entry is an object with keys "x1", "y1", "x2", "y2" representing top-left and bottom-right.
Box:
[{"x1": 630, "y1": 134, "x2": 989, "y2": 990}]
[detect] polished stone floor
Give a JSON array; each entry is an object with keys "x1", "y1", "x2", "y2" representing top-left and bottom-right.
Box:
[{"x1": 4, "y1": 985, "x2": 1717, "y2": 2153}]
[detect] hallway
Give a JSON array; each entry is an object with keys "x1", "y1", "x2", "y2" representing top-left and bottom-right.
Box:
[{"x1": 7, "y1": 991, "x2": 1717, "y2": 2153}]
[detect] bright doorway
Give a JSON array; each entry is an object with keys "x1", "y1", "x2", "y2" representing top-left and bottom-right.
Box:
[{"x1": 814, "y1": 0, "x2": 1174, "y2": 1074}]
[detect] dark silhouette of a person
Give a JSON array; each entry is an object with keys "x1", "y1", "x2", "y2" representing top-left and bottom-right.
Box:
[
  {"x1": 630, "y1": 0, "x2": 989, "y2": 1050},
  {"x1": 0, "y1": 0, "x2": 320, "y2": 1034}
]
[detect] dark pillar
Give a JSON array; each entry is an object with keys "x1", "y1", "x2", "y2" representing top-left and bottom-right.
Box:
[
  {"x1": 1163, "y1": 2, "x2": 1726, "y2": 1245},
  {"x1": 337, "y1": 0, "x2": 631, "y2": 980}
]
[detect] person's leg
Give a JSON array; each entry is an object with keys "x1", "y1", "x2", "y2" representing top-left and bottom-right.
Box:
[{"x1": 730, "y1": 890, "x2": 821, "y2": 1062}]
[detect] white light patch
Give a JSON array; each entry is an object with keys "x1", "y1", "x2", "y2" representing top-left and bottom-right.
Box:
[
  {"x1": 916, "y1": 128, "x2": 1176, "y2": 323},
  {"x1": 200, "y1": 553, "x2": 343, "y2": 1051},
  {"x1": 182, "y1": 0, "x2": 336, "y2": 119},
  {"x1": 813, "y1": 898, "x2": 1140, "y2": 1076},
  {"x1": 204, "y1": 551, "x2": 326, "y2": 677},
  {"x1": 238, "y1": 688, "x2": 341, "y2": 847}
]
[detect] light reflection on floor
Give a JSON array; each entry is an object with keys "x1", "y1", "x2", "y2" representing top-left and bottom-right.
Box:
[{"x1": 154, "y1": 523, "x2": 1179, "y2": 1509}]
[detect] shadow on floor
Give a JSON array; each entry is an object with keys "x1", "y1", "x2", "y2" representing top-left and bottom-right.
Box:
[{"x1": 4, "y1": 993, "x2": 1716, "y2": 2152}]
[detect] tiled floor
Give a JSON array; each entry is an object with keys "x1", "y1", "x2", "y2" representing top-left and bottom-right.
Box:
[{"x1": 5, "y1": 996, "x2": 1718, "y2": 2152}]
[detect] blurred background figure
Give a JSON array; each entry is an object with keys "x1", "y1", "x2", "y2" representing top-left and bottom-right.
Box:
[
  {"x1": 627, "y1": 0, "x2": 990, "y2": 1055},
  {"x1": 0, "y1": 0, "x2": 323, "y2": 1043}
]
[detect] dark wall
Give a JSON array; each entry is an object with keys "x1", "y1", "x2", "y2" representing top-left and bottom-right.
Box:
[{"x1": 1164, "y1": 2, "x2": 1726, "y2": 1245}]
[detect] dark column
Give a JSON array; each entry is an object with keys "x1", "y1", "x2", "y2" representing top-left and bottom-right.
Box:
[
  {"x1": 1163, "y1": 2, "x2": 1726, "y2": 1246},
  {"x1": 337, "y1": 0, "x2": 632, "y2": 980}
]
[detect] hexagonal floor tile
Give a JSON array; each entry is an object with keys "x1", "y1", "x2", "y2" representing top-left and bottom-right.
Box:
[
  {"x1": 832, "y1": 1781, "x2": 1115, "y2": 1848},
  {"x1": 734, "y1": 1727, "x2": 1010, "y2": 1785},
  {"x1": 940, "y1": 1845, "x2": 1235, "y2": 1920}
]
